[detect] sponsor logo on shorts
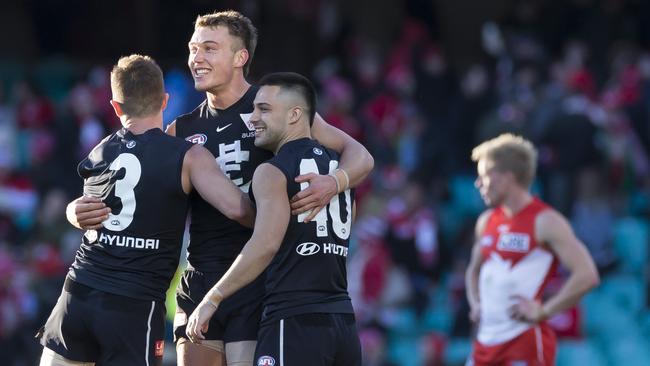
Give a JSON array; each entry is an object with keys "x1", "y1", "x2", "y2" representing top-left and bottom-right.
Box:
[
  {"x1": 496, "y1": 232, "x2": 530, "y2": 252},
  {"x1": 296, "y1": 242, "x2": 320, "y2": 256},
  {"x1": 257, "y1": 356, "x2": 276, "y2": 366},
  {"x1": 155, "y1": 340, "x2": 164, "y2": 357},
  {"x1": 185, "y1": 133, "x2": 207, "y2": 145}
]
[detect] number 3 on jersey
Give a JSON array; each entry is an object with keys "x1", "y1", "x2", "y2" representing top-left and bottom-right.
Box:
[
  {"x1": 297, "y1": 159, "x2": 352, "y2": 239},
  {"x1": 103, "y1": 153, "x2": 141, "y2": 231}
]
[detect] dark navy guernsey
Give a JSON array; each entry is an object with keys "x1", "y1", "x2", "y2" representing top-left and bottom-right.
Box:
[
  {"x1": 174, "y1": 86, "x2": 273, "y2": 272},
  {"x1": 69, "y1": 128, "x2": 192, "y2": 302},
  {"x1": 251, "y1": 138, "x2": 355, "y2": 324}
]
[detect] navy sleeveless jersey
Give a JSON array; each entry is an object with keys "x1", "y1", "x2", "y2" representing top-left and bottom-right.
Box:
[
  {"x1": 69, "y1": 128, "x2": 191, "y2": 301},
  {"x1": 252, "y1": 138, "x2": 355, "y2": 324},
  {"x1": 174, "y1": 86, "x2": 273, "y2": 271}
]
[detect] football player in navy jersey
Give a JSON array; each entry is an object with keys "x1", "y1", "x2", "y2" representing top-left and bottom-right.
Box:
[
  {"x1": 66, "y1": 10, "x2": 373, "y2": 366},
  {"x1": 39, "y1": 55, "x2": 255, "y2": 366},
  {"x1": 187, "y1": 72, "x2": 362, "y2": 366}
]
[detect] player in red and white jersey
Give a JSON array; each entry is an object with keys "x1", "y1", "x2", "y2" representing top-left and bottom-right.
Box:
[{"x1": 465, "y1": 134, "x2": 600, "y2": 366}]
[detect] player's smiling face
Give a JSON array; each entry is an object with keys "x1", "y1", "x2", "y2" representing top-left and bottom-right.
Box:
[
  {"x1": 250, "y1": 86, "x2": 287, "y2": 152},
  {"x1": 187, "y1": 26, "x2": 242, "y2": 92}
]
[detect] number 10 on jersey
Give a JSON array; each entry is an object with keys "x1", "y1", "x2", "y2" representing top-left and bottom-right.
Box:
[{"x1": 297, "y1": 159, "x2": 352, "y2": 240}]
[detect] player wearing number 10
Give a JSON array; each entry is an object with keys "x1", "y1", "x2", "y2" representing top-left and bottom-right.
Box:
[
  {"x1": 186, "y1": 72, "x2": 362, "y2": 365},
  {"x1": 37, "y1": 55, "x2": 255, "y2": 366}
]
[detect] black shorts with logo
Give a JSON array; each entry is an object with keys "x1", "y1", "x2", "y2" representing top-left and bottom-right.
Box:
[
  {"x1": 38, "y1": 277, "x2": 166, "y2": 366},
  {"x1": 254, "y1": 313, "x2": 361, "y2": 366},
  {"x1": 174, "y1": 268, "x2": 264, "y2": 343}
]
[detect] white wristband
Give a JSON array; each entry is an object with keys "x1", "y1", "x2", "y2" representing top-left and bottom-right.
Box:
[
  {"x1": 328, "y1": 172, "x2": 341, "y2": 193},
  {"x1": 338, "y1": 168, "x2": 350, "y2": 191}
]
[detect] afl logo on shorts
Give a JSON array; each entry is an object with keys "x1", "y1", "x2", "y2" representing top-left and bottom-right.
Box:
[
  {"x1": 257, "y1": 356, "x2": 276, "y2": 366},
  {"x1": 296, "y1": 242, "x2": 320, "y2": 256},
  {"x1": 126, "y1": 140, "x2": 136, "y2": 149},
  {"x1": 313, "y1": 147, "x2": 323, "y2": 155},
  {"x1": 185, "y1": 133, "x2": 207, "y2": 145}
]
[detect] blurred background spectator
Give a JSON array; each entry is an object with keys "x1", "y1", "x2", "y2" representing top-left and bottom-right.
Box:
[{"x1": 1, "y1": 0, "x2": 650, "y2": 365}]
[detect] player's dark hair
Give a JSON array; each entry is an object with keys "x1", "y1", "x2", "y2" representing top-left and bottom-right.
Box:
[
  {"x1": 258, "y1": 72, "x2": 317, "y2": 126},
  {"x1": 195, "y1": 10, "x2": 258, "y2": 77},
  {"x1": 110, "y1": 54, "x2": 165, "y2": 118}
]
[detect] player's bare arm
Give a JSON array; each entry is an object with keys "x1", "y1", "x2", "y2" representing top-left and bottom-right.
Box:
[
  {"x1": 186, "y1": 163, "x2": 289, "y2": 342},
  {"x1": 465, "y1": 209, "x2": 491, "y2": 323},
  {"x1": 65, "y1": 196, "x2": 111, "y2": 230},
  {"x1": 509, "y1": 209, "x2": 600, "y2": 323},
  {"x1": 290, "y1": 113, "x2": 374, "y2": 221},
  {"x1": 182, "y1": 144, "x2": 256, "y2": 228}
]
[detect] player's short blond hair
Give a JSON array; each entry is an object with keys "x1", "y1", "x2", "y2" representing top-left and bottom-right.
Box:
[
  {"x1": 110, "y1": 54, "x2": 164, "y2": 118},
  {"x1": 195, "y1": 10, "x2": 257, "y2": 76},
  {"x1": 471, "y1": 133, "x2": 538, "y2": 188}
]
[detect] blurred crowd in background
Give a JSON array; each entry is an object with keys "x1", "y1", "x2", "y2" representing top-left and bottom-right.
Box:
[{"x1": 1, "y1": 0, "x2": 650, "y2": 365}]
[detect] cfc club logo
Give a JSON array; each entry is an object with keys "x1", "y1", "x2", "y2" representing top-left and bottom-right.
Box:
[
  {"x1": 185, "y1": 133, "x2": 208, "y2": 145},
  {"x1": 296, "y1": 242, "x2": 320, "y2": 256},
  {"x1": 257, "y1": 356, "x2": 276, "y2": 366}
]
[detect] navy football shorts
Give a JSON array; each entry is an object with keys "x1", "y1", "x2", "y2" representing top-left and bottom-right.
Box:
[
  {"x1": 254, "y1": 313, "x2": 361, "y2": 366},
  {"x1": 174, "y1": 268, "x2": 263, "y2": 343},
  {"x1": 38, "y1": 278, "x2": 166, "y2": 366}
]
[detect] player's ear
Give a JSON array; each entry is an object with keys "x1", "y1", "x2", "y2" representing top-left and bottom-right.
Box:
[
  {"x1": 161, "y1": 93, "x2": 170, "y2": 112},
  {"x1": 110, "y1": 100, "x2": 124, "y2": 118},
  {"x1": 233, "y1": 48, "x2": 249, "y2": 69},
  {"x1": 288, "y1": 106, "x2": 302, "y2": 125}
]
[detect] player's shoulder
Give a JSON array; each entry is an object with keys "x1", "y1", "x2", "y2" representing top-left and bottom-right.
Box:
[
  {"x1": 476, "y1": 208, "x2": 495, "y2": 235},
  {"x1": 173, "y1": 100, "x2": 209, "y2": 124}
]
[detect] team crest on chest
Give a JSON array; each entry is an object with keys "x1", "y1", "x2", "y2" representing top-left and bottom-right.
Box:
[
  {"x1": 240, "y1": 113, "x2": 254, "y2": 131},
  {"x1": 185, "y1": 133, "x2": 207, "y2": 145}
]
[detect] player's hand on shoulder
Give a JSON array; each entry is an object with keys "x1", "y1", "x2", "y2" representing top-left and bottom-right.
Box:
[
  {"x1": 186, "y1": 298, "x2": 219, "y2": 343},
  {"x1": 290, "y1": 173, "x2": 337, "y2": 222},
  {"x1": 66, "y1": 196, "x2": 111, "y2": 230}
]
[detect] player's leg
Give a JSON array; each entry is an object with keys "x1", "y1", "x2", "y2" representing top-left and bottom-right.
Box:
[
  {"x1": 39, "y1": 348, "x2": 95, "y2": 366},
  {"x1": 176, "y1": 338, "x2": 226, "y2": 366},
  {"x1": 225, "y1": 341, "x2": 256, "y2": 366},
  {"x1": 175, "y1": 269, "x2": 226, "y2": 366}
]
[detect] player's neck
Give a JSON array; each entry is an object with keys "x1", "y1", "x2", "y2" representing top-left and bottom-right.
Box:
[
  {"x1": 501, "y1": 189, "x2": 533, "y2": 217},
  {"x1": 122, "y1": 115, "x2": 162, "y2": 135},
  {"x1": 206, "y1": 77, "x2": 250, "y2": 110},
  {"x1": 272, "y1": 128, "x2": 312, "y2": 154}
]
